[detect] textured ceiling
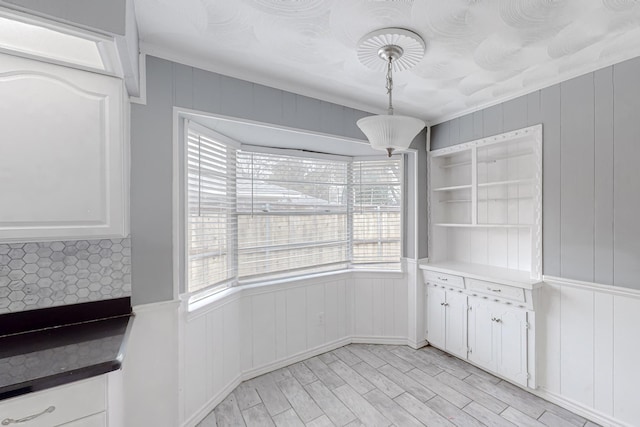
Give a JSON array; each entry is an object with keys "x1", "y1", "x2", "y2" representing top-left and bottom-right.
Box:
[{"x1": 135, "y1": 0, "x2": 640, "y2": 123}]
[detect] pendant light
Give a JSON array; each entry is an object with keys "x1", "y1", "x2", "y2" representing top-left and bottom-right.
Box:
[{"x1": 356, "y1": 28, "x2": 426, "y2": 157}]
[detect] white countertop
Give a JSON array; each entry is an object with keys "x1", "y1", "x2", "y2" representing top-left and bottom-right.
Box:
[{"x1": 419, "y1": 261, "x2": 542, "y2": 289}]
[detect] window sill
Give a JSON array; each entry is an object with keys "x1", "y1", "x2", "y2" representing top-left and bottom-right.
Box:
[{"x1": 184, "y1": 267, "x2": 405, "y2": 316}]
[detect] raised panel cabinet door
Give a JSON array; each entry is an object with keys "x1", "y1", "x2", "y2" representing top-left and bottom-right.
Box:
[
  {"x1": 444, "y1": 291, "x2": 468, "y2": 359},
  {"x1": 496, "y1": 306, "x2": 528, "y2": 387},
  {"x1": 426, "y1": 286, "x2": 446, "y2": 349},
  {"x1": 0, "y1": 53, "x2": 127, "y2": 242},
  {"x1": 467, "y1": 298, "x2": 497, "y2": 371}
]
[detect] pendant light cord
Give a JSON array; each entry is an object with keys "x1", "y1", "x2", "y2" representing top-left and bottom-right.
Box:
[{"x1": 386, "y1": 57, "x2": 394, "y2": 115}]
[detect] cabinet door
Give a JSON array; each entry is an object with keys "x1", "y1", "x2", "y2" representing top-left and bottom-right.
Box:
[
  {"x1": 467, "y1": 298, "x2": 497, "y2": 372},
  {"x1": 496, "y1": 306, "x2": 528, "y2": 386},
  {"x1": 0, "y1": 53, "x2": 127, "y2": 242},
  {"x1": 444, "y1": 291, "x2": 467, "y2": 359},
  {"x1": 426, "y1": 286, "x2": 446, "y2": 349}
]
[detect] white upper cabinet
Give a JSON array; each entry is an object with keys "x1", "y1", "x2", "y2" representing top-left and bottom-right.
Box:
[
  {"x1": 428, "y1": 124, "x2": 542, "y2": 282},
  {"x1": 0, "y1": 53, "x2": 128, "y2": 242}
]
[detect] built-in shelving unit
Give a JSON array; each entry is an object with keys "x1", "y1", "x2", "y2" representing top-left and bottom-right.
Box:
[
  {"x1": 427, "y1": 124, "x2": 542, "y2": 280},
  {"x1": 422, "y1": 125, "x2": 543, "y2": 390}
]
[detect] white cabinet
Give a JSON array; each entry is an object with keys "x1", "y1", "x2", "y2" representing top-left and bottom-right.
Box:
[
  {"x1": 60, "y1": 413, "x2": 106, "y2": 427},
  {"x1": 468, "y1": 298, "x2": 529, "y2": 387},
  {"x1": 467, "y1": 297, "x2": 497, "y2": 371},
  {"x1": 0, "y1": 376, "x2": 106, "y2": 427},
  {"x1": 426, "y1": 286, "x2": 467, "y2": 357},
  {"x1": 421, "y1": 266, "x2": 539, "y2": 388},
  {"x1": 424, "y1": 125, "x2": 542, "y2": 389},
  {"x1": 0, "y1": 53, "x2": 128, "y2": 242},
  {"x1": 426, "y1": 286, "x2": 446, "y2": 349},
  {"x1": 425, "y1": 285, "x2": 467, "y2": 359}
]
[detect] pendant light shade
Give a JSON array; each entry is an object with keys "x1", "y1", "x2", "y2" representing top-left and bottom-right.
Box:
[
  {"x1": 357, "y1": 114, "x2": 425, "y2": 157},
  {"x1": 357, "y1": 28, "x2": 426, "y2": 156}
]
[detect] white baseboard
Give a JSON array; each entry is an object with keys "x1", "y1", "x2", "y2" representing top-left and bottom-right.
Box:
[
  {"x1": 407, "y1": 339, "x2": 428, "y2": 349},
  {"x1": 182, "y1": 335, "x2": 634, "y2": 427},
  {"x1": 184, "y1": 335, "x2": 410, "y2": 426},
  {"x1": 241, "y1": 337, "x2": 352, "y2": 382},
  {"x1": 181, "y1": 374, "x2": 242, "y2": 427},
  {"x1": 534, "y1": 388, "x2": 631, "y2": 427},
  {"x1": 350, "y1": 336, "x2": 409, "y2": 346}
]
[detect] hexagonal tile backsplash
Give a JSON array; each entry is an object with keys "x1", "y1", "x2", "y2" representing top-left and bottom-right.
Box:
[{"x1": 0, "y1": 238, "x2": 131, "y2": 313}]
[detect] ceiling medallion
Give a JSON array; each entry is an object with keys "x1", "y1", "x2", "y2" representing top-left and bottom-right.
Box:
[{"x1": 356, "y1": 28, "x2": 426, "y2": 157}]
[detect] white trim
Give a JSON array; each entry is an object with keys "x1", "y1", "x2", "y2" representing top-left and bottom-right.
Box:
[
  {"x1": 411, "y1": 151, "x2": 419, "y2": 260},
  {"x1": 140, "y1": 44, "x2": 381, "y2": 118},
  {"x1": 175, "y1": 110, "x2": 407, "y2": 303},
  {"x1": 142, "y1": 43, "x2": 640, "y2": 127},
  {"x1": 172, "y1": 108, "x2": 182, "y2": 301},
  {"x1": 180, "y1": 108, "x2": 371, "y2": 148},
  {"x1": 242, "y1": 143, "x2": 352, "y2": 162},
  {"x1": 428, "y1": 50, "x2": 640, "y2": 126},
  {"x1": 533, "y1": 388, "x2": 632, "y2": 427},
  {"x1": 407, "y1": 339, "x2": 428, "y2": 350},
  {"x1": 188, "y1": 120, "x2": 243, "y2": 150},
  {"x1": 0, "y1": 6, "x2": 121, "y2": 77},
  {"x1": 350, "y1": 336, "x2": 411, "y2": 346},
  {"x1": 129, "y1": 53, "x2": 147, "y2": 105},
  {"x1": 352, "y1": 152, "x2": 407, "y2": 162},
  {"x1": 184, "y1": 268, "x2": 407, "y2": 319},
  {"x1": 542, "y1": 275, "x2": 640, "y2": 299},
  {"x1": 131, "y1": 298, "x2": 180, "y2": 314},
  {"x1": 240, "y1": 338, "x2": 352, "y2": 382},
  {"x1": 181, "y1": 374, "x2": 242, "y2": 427}
]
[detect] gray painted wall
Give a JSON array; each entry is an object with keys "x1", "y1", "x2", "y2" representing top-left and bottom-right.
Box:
[
  {"x1": 430, "y1": 56, "x2": 640, "y2": 290},
  {"x1": 131, "y1": 56, "x2": 427, "y2": 305}
]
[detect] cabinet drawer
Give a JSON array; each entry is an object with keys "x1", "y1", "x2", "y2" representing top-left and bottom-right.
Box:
[
  {"x1": 59, "y1": 412, "x2": 105, "y2": 427},
  {"x1": 422, "y1": 270, "x2": 465, "y2": 289},
  {"x1": 0, "y1": 376, "x2": 105, "y2": 427},
  {"x1": 467, "y1": 278, "x2": 524, "y2": 302}
]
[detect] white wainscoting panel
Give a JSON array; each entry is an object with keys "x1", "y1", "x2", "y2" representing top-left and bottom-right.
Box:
[
  {"x1": 351, "y1": 273, "x2": 408, "y2": 342},
  {"x1": 612, "y1": 294, "x2": 640, "y2": 425},
  {"x1": 179, "y1": 271, "x2": 402, "y2": 426},
  {"x1": 538, "y1": 277, "x2": 640, "y2": 427},
  {"x1": 125, "y1": 271, "x2": 640, "y2": 427},
  {"x1": 122, "y1": 301, "x2": 180, "y2": 427}
]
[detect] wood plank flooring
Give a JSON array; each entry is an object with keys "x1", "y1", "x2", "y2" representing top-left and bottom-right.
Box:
[{"x1": 198, "y1": 344, "x2": 597, "y2": 427}]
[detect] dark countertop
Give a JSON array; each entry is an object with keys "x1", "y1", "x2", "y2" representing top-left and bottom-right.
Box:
[{"x1": 0, "y1": 297, "x2": 133, "y2": 401}]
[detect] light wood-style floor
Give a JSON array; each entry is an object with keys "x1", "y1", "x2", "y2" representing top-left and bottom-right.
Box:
[{"x1": 198, "y1": 344, "x2": 598, "y2": 427}]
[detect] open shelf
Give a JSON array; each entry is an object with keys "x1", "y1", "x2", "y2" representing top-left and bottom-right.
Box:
[
  {"x1": 440, "y1": 199, "x2": 472, "y2": 203},
  {"x1": 433, "y1": 184, "x2": 472, "y2": 192},
  {"x1": 429, "y1": 124, "x2": 542, "y2": 280},
  {"x1": 440, "y1": 160, "x2": 471, "y2": 169},
  {"x1": 434, "y1": 223, "x2": 532, "y2": 228},
  {"x1": 477, "y1": 150, "x2": 534, "y2": 164},
  {"x1": 478, "y1": 179, "x2": 532, "y2": 188}
]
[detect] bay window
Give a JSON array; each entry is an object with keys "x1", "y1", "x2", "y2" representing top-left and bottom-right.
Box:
[{"x1": 186, "y1": 122, "x2": 403, "y2": 296}]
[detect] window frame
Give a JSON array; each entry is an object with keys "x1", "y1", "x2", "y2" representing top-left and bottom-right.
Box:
[{"x1": 179, "y1": 119, "x2": 408, "y2": 302}]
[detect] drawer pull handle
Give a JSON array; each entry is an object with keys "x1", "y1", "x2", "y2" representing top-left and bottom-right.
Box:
[
  {"x1": 488, "y1": 288, "x2": 502, "y2": 293},
  {"x1": 2, "y1": 406, "x2": 55, "y2": 425},
  {"x1": 437, "y1": 277, "x2": 448, "y2": 281},
  {"x1": 491, "y1": 318, "x2": 502, "y2": 323}
]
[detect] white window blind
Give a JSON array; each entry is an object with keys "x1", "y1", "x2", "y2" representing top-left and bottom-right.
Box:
[
  {"x1": 351, "y1": 159, "x2": 402, "y2": 267},
  {"x1": 187, "y1": 127, "x2": 237, "y2": 293},
  {"x1": 236, "y1": 151, "x2": 350, "y2": 280},
  {"x1": 185, "y1": 123, "x2": 403, "y2": 295}
]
